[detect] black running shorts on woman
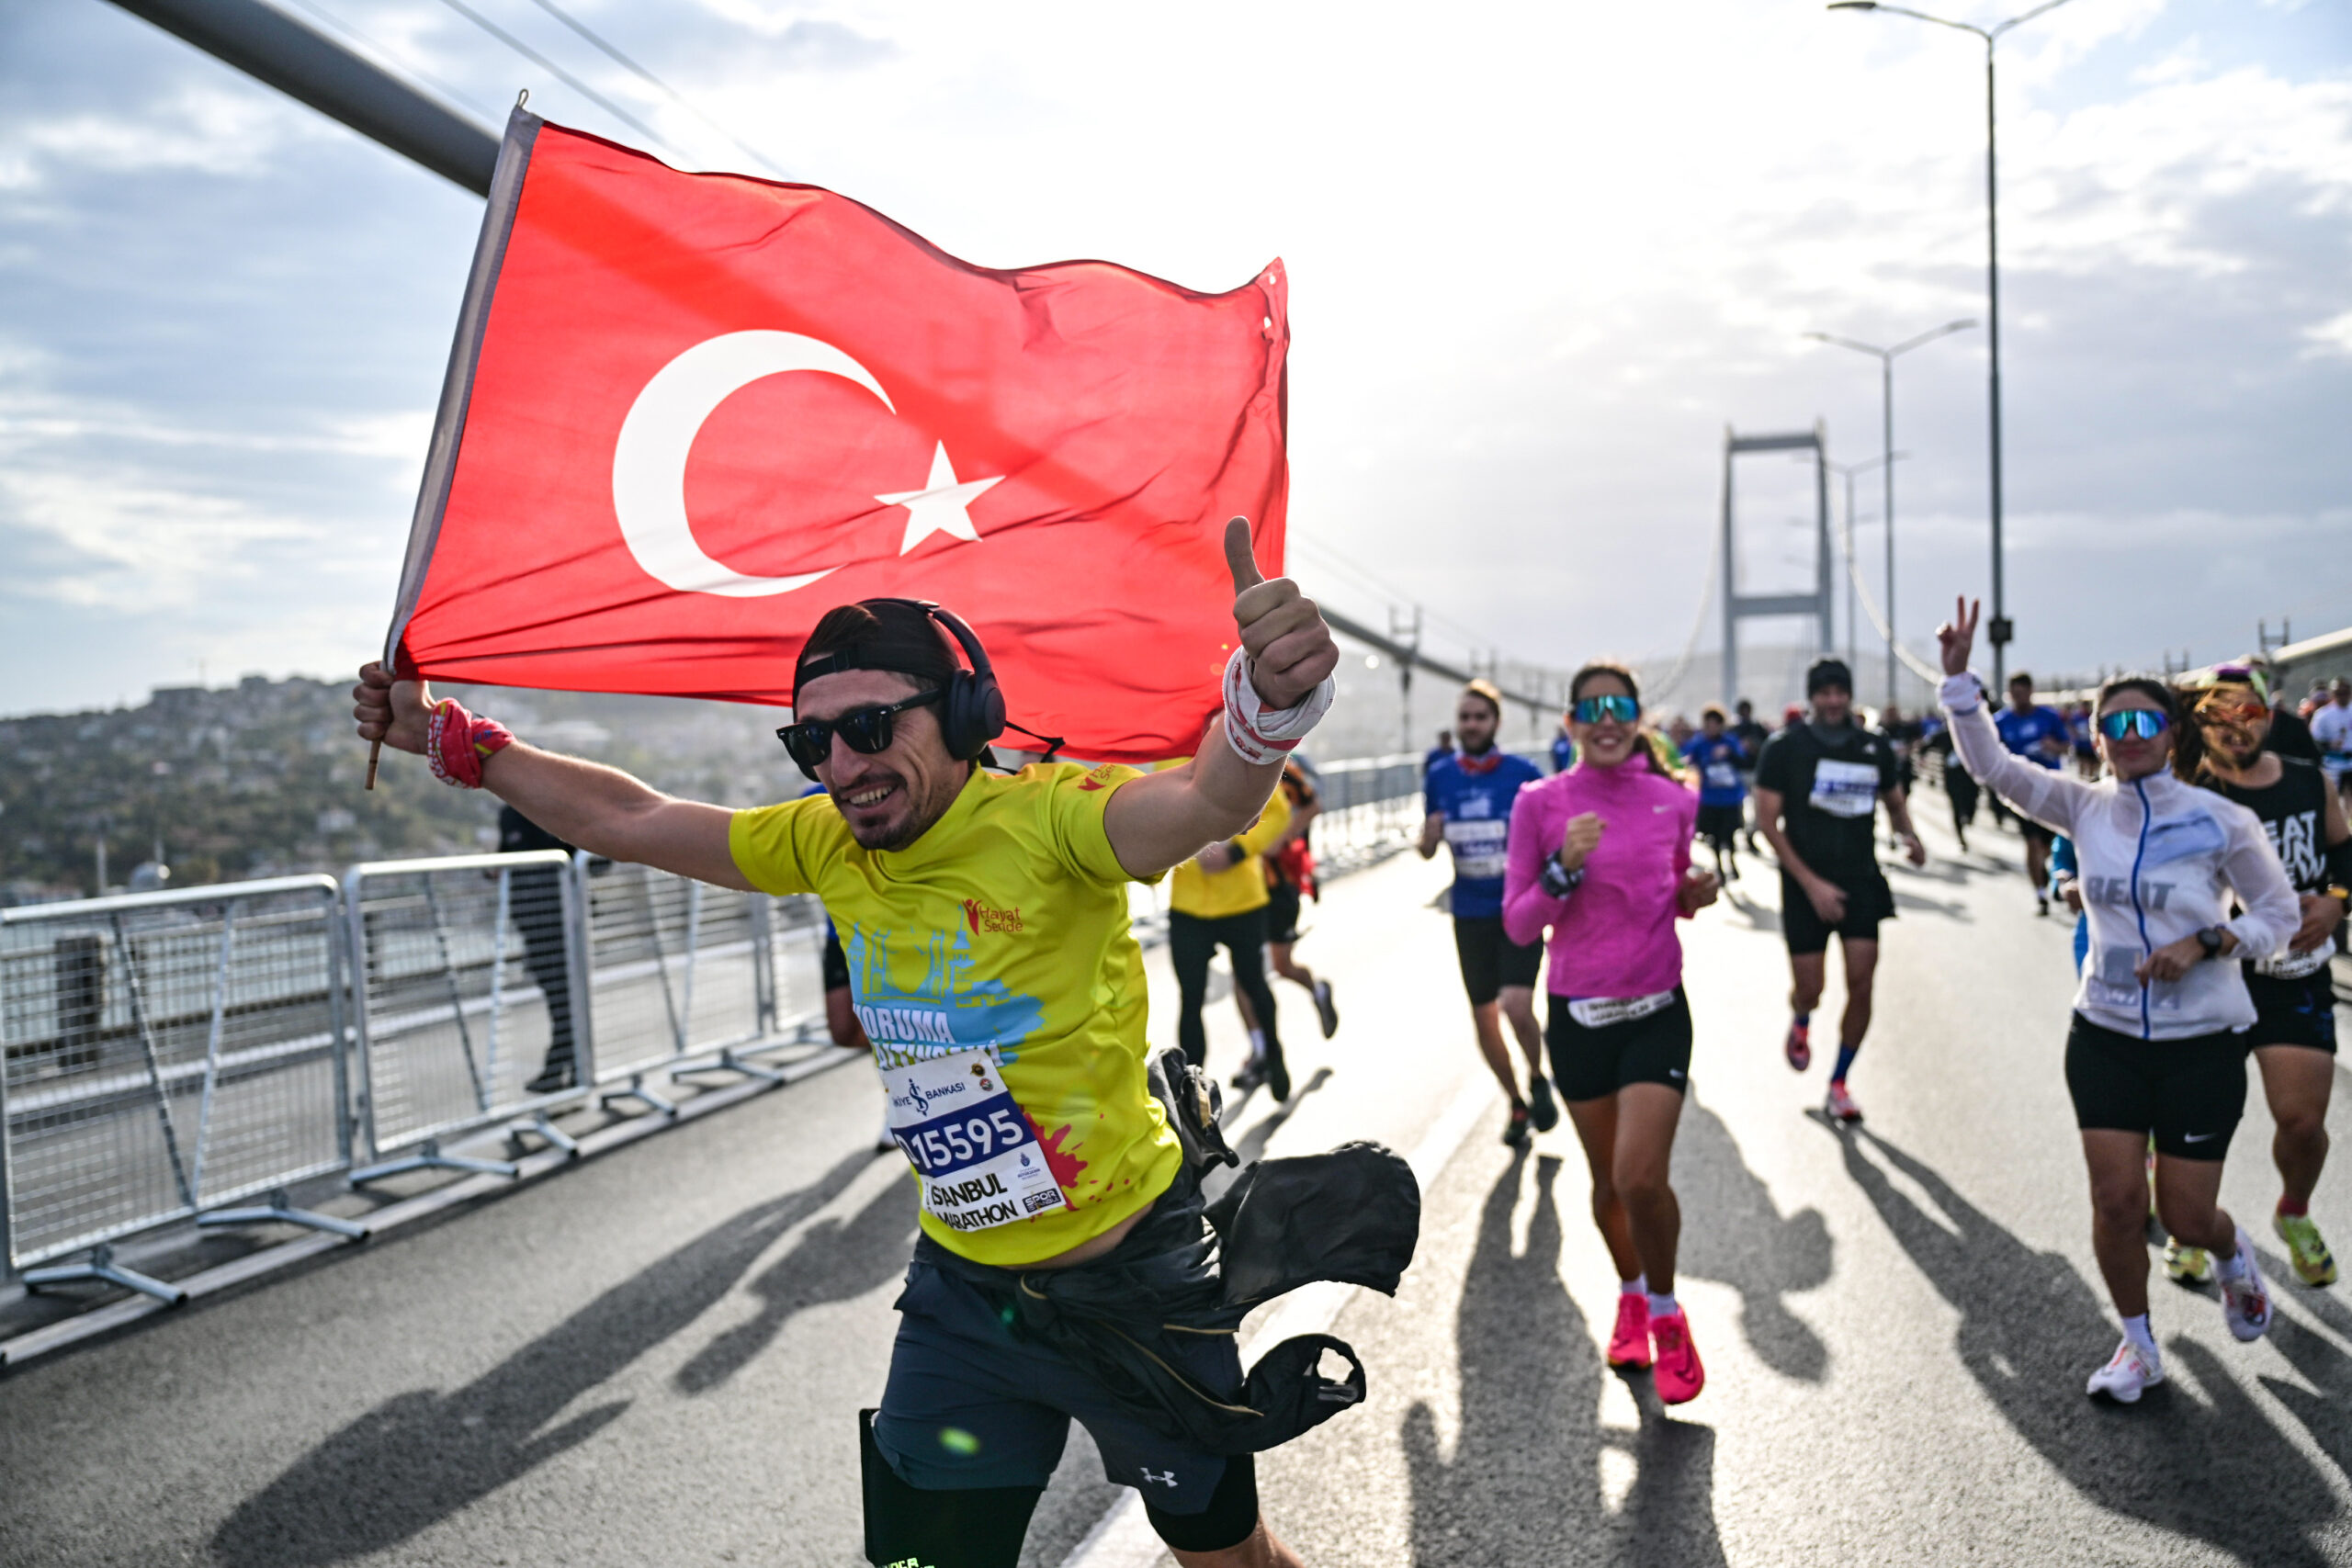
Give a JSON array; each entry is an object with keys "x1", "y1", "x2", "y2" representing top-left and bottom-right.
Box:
[
  {"x1": 1545, "y1": 987, "x2": 1694, "y2": 1101},
  {"x1": 2064, "y1": 1012, "x2": 2250, "y2": 1160}
]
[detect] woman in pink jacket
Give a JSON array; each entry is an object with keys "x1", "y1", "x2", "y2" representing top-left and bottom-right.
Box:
[{"x1": 1504, "y1": 661, "x2": 1721, "y2": 1403}]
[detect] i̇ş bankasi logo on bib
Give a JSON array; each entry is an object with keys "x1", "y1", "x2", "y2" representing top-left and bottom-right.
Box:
[{"x1": 381, "y1": 108, "x2": 1290, "y2": 762}]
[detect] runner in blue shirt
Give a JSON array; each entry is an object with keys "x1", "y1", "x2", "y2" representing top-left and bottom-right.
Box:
[
  {"x1": 1551, "y1": 722, "x2": 1577, "y2": 775},
  {"x1": 1420, "y1": 679, "x2": 1553, "y2": 1145},
  {"x1": 1994, "y1": 671, "x2": 2070, "y2": 913},
  {"x1": 1680, "y1": 705, "x2": 1748, "y2": 884}
]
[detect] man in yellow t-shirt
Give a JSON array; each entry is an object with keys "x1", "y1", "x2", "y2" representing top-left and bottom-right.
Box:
[
  {"x1": 1168, "y1": 764, "x2": 1293, "y2": 1100},
  {"x1": 354, "y1": 522, "x2": 1339, "y2": 1568}
]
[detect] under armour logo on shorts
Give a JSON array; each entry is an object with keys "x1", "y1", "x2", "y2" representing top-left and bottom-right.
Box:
[{"x1": 1139, "y1": 1467, "x2": 1179, "y2": 1487}]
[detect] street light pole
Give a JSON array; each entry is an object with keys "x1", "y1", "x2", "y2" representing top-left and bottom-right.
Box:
[
  {"x1": 1828, "y1": 0, "x2": 2074, "y2": 690},
  {"x1": 1826, "y1": 452, "x2": 1905, "y2": 704},
  {"x1": 1805, "y1": 321, "x2": 1973, "y2": 706}
]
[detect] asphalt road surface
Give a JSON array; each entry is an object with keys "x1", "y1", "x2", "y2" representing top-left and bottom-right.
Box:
[{"x1": 6, "y1": 807, "x2": 2352, "y2": 1567}]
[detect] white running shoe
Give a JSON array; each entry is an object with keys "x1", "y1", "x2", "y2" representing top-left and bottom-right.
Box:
[
  {"x1": 2086, "y1": 1338, "x2": 2165, "y2": 1403},
  {"x1": 2219, "y1": 1227, "x2": 2273, "y2": 1342}
]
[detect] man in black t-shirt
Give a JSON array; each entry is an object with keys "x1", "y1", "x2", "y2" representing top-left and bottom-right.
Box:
[{"x1": 1752, "y1": 660, "x2": 1927, "y2": 1126}]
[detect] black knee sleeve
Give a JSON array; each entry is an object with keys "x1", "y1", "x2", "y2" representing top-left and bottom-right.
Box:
[
  {"x1": 860, "y1": 1410, "x2": 1041, "y2": 1568},
  {"x1": 1144, "y1": 1451, "x2": 1261, "y2": 1554}
]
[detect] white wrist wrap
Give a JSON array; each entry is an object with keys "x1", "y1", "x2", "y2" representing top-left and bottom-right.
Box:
[
  {"x1": 1221, "y1": 647, "x2": 1336, "y2": 767},
  {"x1": 1939, "y1": 672, "x2": 1985, "y2": 715}
]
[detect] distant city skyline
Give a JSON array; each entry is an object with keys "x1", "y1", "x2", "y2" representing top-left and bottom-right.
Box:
[{"x1": 2, "y1": 0, "x2": 2347, "y2": 718}]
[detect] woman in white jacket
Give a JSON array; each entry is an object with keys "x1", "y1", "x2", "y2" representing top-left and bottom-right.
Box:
[{"x1": 1937, "y1": 599, "x2": 2301, "y2": 1403}]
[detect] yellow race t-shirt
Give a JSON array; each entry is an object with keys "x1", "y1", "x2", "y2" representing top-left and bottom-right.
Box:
[{"x1": 729, "y1": 761, "x2": 1181, "y2": 1267}]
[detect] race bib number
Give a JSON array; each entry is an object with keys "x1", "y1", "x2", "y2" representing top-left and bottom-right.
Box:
[
  {"x1": 2256, "y1": 945, "x2": 2332, "y2": 980},
  {"x1": 1444, "y1": 818, "x2": 1510, "y2": 881},
  {"x1": 2086, "y1": 946, "x2": 2181, "y2": 1015},
  {"x1": 882, "y1": 1045, "x2": 1068, "y2": 1232},
  {"x1": 1704, "y1": 762, "x2": 1740, "y2": 791},
  {"x1": 1809, "y1": 759, "x2": 1881, "y2": 819},
  {"x1": 1567, "y1": 991, "x2": 1676, "y2": 1029}
]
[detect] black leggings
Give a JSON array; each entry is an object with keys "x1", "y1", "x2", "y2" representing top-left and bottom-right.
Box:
[{"x1": 1170, "y1": 908, "x2": 1280, "y2": 1069}]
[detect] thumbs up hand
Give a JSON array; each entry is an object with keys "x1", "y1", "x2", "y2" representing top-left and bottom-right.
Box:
[{"x1": 1226, "y1": 516, "x2": 1338, "y2": 711}]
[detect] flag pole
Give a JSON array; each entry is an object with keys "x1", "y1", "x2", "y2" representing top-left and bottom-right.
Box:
[{"x1": 366, "y1": 740, "x2": 381, "y2": 790}]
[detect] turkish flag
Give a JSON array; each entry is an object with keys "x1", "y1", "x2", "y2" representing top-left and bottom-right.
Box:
[{"x1": 386, "y1": 108, "x2": 1288, "y2": 762}]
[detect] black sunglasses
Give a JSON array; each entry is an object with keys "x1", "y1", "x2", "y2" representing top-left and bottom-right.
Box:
[{"x1": 777, "y1": 689, "x2": 942, "y2": 779}]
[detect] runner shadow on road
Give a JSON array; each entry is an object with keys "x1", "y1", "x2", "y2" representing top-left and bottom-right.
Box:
[
  {"x1": 210, "y1": 1146, "x2": 887, "y2": 1568},
  {"x1": 1671, "y1": 1098, "x2": 1832, "y2": 1382},
  {"x1": 1402, "y1": 1150, "x2": 1727, "y2": 1567},
  {"x1": 673, "y1": 1171, "x2": 917, "y2": 1394},
  {"x1": 1839, "y1": 1127, "x2": 2339, "y2": 1566}
]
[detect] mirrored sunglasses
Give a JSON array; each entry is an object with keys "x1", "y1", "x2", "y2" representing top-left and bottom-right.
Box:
[
  {"x1": 2097, "y1": 708, "x2": 2170, "y2": 741},
  {"x1": 1573, "y1": 694, "x2": 1642, "y2": 725}
]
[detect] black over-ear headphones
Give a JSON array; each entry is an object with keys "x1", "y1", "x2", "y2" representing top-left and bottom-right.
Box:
[{"x1": 868, "y1": 598, "x2": 1007, "y2": 761}]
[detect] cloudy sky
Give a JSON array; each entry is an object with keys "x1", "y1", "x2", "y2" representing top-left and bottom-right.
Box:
[{"x1": 2, "y1": 0, "x2": 2346, "y2": 716}]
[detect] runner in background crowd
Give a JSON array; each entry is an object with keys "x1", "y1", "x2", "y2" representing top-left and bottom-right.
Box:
[
  {"x1": 1752, "y1": 658, "x2": 1928, "y2": 1124},
  {"x1": 1682, "y1": 704, "x2": 1749, "y2": 883},
  {"x1": 1232, "y1": 759, "x2": 1340, "y2": 1060},
  {"x1": 1553, "y1": 717, "x2": 1578, "y2": 775},
  {"x1": 1920, "y1": 702, "x2": 1981, "y2": 852},
  {"x1": 1880, "y1": 703, "x2": 1923, "y2": 852},
  {"x1": 1425, "y1": 728, "x2": 1454, "y2": 779},
  {"x1": 1731, "y1": 699, "x2": 1771, "y2": 853},
  {"x1": 2069, "y1": 702, "x2": 2100, "y2": 781},
  {"x1": 1421, "y1": 679, "x2": 1556, "y2": 1145},
  {"x1": 2162, "y1": 666, "x2": 2352, "y2": 1288},
  {"x1": 1170, "y1": 768, "x2": 1294, "y2": 1100},
  {"x1": 1996, "y1": 672, "x2": 2071, "y2": 916},
  {"x1": 1504, "y1": 660, "x2": 1720, "y2": 1404},
  {"x1": 1936, "y1": 600, "x2": 2298, "y2": 1404},
  {"x1": 2311, "y1": 677, "x2": 2352, "y2": 803}
]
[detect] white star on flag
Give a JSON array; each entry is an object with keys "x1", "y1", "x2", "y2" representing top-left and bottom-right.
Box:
[{"x1": 876, "y1": 442, "x2": 1003, "y2": 555}]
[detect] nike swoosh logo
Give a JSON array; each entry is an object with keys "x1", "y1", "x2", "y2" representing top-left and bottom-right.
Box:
[
  {"x1": 1668, "y1": 1069, "x2": 1685, "y2": 1079},
  {"x1": 2183, "y1": 1132, "x2": 2217, "y2": 1143}
]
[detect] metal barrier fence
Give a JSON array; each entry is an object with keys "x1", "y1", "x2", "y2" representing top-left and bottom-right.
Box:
[
  {"x1": 582, "y1": 857, "x2": 783, "y2": 1114},
  {"x1": 1310, "y1": 753, "x2": 1426, "y2": 872},
  {"x1": 0, "y1": 877, "x2": 358, "y2": 1301},
  {"x1": 345, "y1": 851, "x2": 594, "y2": 1179}
]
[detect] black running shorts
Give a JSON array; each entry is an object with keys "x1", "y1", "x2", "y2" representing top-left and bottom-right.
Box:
[
  {"x1": 2018, "y1": 819, "x2": 2055, "y2": 849},
  {"x1": 1453, "y1": 914, "x2": 1543, "y2": 1006},
  {"x1": 1695, "y1": 804, "x2": 1744, "y2": 847},
  {"x1": 2064, "y1": 1011, "x2": 2249, "y2": 1160},
  {"x1": 876, "y1": 1261, "x2": 1256, "y2": 1540},
  {"x1": 1546, "y1": 987, "x2": 1693, "y2": 1102},
  {"x1": 1264, "y1": 883, "x2": 1303, "y2": 946},
  {"x1": 2245, "y1": 969, "x2": 2338, "y2": 1055},
  {"x1": 1778, "y1": 870, "x2": 1894, "y2": 957},
  {"x1": 821, "y1": 923, "x2": 851, "y2": 994}
]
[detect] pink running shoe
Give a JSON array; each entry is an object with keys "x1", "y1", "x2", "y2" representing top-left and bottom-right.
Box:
[
  {"x1": 1652, "y1": 1310, "x2": 1705, "y2": 1404},
  {"x1": 1784, "y1": 1020, "x2": 1812, "y2": 1073},
  {"x1": 1608, "y1": 1292, "x2": 1653, "y2": 1370},
  {"x1": 1824, "y1": 1081, "x2": 1863, "y2": 1124}
]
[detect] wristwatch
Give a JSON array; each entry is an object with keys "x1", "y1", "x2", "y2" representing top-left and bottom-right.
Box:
[
  {"x1": 2196, "y1": 926, "x2": 2226, "y2": 959},
  {"x1": 1540, "y1": 857, "x2": 1585, "y2": 899}
]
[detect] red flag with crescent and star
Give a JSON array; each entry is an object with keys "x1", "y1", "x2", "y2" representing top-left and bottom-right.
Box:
[{"x1": 384, "y1": 108, "x2": 1288, "y2": 762}]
